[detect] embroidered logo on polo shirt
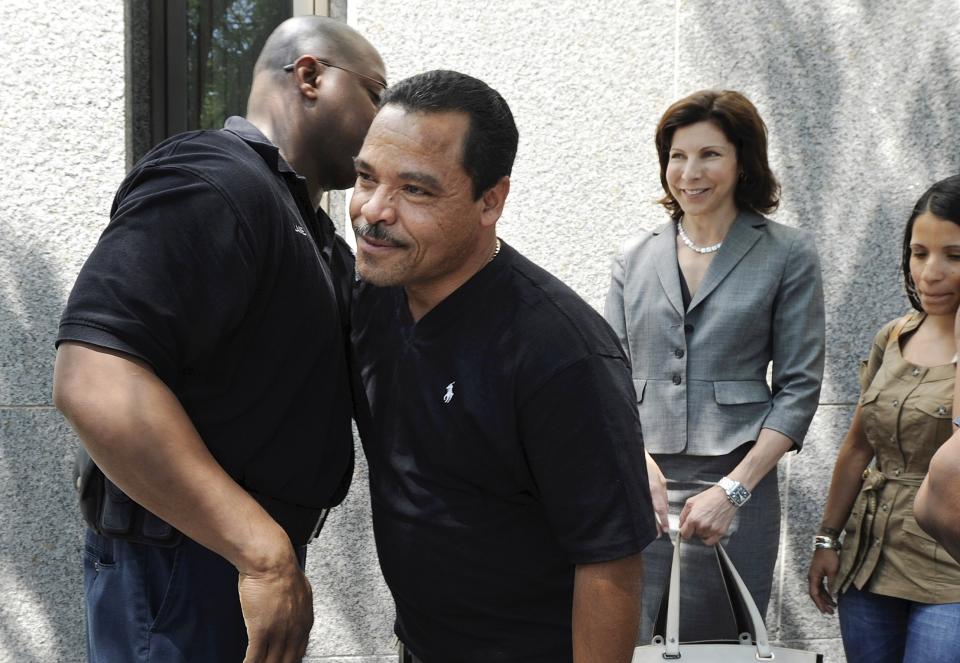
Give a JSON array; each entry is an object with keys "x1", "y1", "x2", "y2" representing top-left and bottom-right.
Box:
[
  {"x1": 294, "y1": 225, "x2": 308, "y2": 236},
  {"x1": 443, "y1": 382, "x2": 456, "y2": 404}
]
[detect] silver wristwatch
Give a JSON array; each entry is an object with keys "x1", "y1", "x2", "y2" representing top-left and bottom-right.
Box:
[{"x1": 717, "y1": 476, "x2": 751, "y2": 507}]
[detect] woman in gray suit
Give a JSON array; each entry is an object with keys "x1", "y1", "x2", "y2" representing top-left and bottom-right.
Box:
[{"x1": 604, "y1": 89, "x2": 824, "y2": 642}]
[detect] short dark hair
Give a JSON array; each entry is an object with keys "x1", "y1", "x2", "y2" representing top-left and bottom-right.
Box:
[
  {"x1": 655, "y1": 90, "x2": 780, "y2": 221},
  {"x1": 902, "y1": 174, "x2": 960, "y2": 311},
  {"x1": 380, "y1": 70, "x2": 518, "y2": 199}
]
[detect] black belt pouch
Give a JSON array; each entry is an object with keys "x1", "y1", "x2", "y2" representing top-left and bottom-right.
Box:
[{"x1": 74, "y1": 447, "x2": 182, "y2": 547}]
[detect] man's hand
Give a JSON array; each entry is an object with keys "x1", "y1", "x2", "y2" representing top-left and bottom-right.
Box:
[
  {"x1": 645, "y1": 452, "x2": 670, "y2": 536},
  {"x1": 239, "y1": 547, "x2": 314, "y2": 663},
  {"x1": 806, "y1": 548, "x2": 839, "y2": 615},
  {"x1": 678, "y1": 486, "x2": 737, "y2": 546}
]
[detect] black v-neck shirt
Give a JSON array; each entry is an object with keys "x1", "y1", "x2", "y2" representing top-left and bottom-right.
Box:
[{"x1": 352, "y1": 241, "x2": 657, "y2": 662}]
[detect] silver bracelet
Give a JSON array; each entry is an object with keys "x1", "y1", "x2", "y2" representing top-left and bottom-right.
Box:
[{"x1": 813, "y1": 535, "x2": 841, "y2": 551}]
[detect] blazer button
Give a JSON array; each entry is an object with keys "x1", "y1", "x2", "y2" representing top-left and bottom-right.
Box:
[
  {"x1": 674, "y1": 348, "x2": 685, "y2": 358},
  {"x1": 672, "y1": 374, "x2": 682, "y2": 385},
  {"x1": 684, "y1": 324, "x2": 694, "y2": 334}
]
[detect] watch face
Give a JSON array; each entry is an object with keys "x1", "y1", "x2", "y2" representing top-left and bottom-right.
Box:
[{"x1": 730, "y1": 485, "x2": 750, "y2": 506}]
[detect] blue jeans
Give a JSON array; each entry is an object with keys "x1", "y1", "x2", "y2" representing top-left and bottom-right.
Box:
[
  {"x1": 838, "y1": 586, "x2": 960, "y2": 663},
  {"x1": 84, "y1": 529, "x2": 306, "y2": 663}
]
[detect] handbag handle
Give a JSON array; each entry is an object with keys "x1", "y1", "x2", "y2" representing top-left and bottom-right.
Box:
[{"x1": 661, "y1": 538, "x2": 774, "y2": 659}]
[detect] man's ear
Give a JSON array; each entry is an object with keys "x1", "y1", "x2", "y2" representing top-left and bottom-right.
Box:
[
  {"x1": 290, "y1": 56, "x2": 324, "y2": 100},
  {"x1": 479, "y1": 176, "x2": 510, "y2": 228}
]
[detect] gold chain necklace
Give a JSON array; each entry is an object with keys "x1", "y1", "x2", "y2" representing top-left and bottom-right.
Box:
[{"x1": 487, "y1": 237, "x2": 502, "y2": 264}]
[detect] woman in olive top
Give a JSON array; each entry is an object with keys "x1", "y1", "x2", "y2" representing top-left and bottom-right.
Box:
[{"x1": 808, "y1": 175, "x2": 960, "y2": 663}]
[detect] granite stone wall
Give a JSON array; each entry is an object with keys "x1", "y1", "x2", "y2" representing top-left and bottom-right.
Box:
[
  {"x1": 0, "y1": 0, "x2": 126, "y2": 660},
  {"x1": 1, "y1": 1, "x2": 958, "y2": 661}
]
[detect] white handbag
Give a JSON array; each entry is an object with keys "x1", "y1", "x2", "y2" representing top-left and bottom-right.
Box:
[{"x1": 632, "y1": 539, "x2": 822, "y2": 662}]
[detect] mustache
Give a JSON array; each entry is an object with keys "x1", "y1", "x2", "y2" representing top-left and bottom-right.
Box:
[{"x1": 353, "y1": 223, "x2": 407, "y2": 248}]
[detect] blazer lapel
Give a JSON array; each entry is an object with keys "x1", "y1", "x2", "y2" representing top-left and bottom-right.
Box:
[
  {"x1": 687, "y1": 212, "x2": 765, "y2": 313},
  {"x1": 651, "y1": 220, "x2": 684, "y2": 316}
]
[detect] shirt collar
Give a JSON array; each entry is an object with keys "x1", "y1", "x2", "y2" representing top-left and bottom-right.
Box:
[
  {"x1": 224, "y1": 116, "x2": 336, "y2": 258},
  {"x1": 222, "y1": 116, "x2": 297, "y2": 175},
  {"x1": 902, "y1": 310, "x2": 925, "y2": 334}
]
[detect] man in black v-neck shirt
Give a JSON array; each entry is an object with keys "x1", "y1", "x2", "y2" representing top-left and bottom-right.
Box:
[{"x1": 350, "y1": 70, "x2": 657, "y2": 663}]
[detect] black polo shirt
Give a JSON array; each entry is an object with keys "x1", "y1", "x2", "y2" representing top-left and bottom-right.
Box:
[
  {"x1": 57, "y1": 117, "x2": 355, "y2": 543},
  {"x1": 352, "y1": 242, "x2": 657, "y2": 662}
]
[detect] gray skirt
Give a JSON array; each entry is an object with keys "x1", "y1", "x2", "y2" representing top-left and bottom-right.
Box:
[{"x1": 639, "y1": 445, "x2": 780, "y2": 643}]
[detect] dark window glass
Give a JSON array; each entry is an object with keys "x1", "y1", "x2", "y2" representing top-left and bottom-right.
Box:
[
  {"x1": 186, "y1": 0, "x2": 291, "y2": 130},
  {"x1": 128, "y1": 0, "x2": 298, "y2": 164}
]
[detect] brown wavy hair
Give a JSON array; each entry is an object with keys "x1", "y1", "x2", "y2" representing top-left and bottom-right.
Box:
[{"x1": 655, "y1": 90, "x2": 780, "y2": 221}]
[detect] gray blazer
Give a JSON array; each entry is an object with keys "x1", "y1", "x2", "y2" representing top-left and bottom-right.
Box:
[{"x1": 604, "y1": 212, "x2": 824, "y2": 455}]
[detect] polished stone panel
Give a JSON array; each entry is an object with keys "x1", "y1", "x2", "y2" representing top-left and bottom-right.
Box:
[
  {"x1": 0, "y1": 408, "x2": 86, "y2": 662},
  {"x1": 0, "y1": 0, "x2": 126, "y2": 408},
  {"x1": 777, "y1": 405, "x2": 854, "y2": 643},
  {"x1": 306, "y1": 440, "x2": 396, "y2": 659}
]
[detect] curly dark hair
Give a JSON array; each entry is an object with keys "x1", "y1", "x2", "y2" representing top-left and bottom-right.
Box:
[{"x1": 655, "y1": 90, "x2": 780, "y2": 221}]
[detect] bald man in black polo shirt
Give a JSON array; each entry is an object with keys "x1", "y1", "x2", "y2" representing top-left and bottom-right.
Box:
[
  {"x1": 53, "y1": 17, "x2": 385, "y2": 663},
  {"x1": 350, "y1": 70, "x2": 657, "y2": 663}
]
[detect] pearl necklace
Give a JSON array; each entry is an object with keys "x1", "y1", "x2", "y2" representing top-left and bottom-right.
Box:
[{"x1": 677, "y1": 220, "x2": 723, "y2": 254}]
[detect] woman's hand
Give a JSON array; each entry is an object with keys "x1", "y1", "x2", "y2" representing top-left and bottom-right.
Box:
[
  {"x1": 678, "y1": 486, "x2": 737, "y2": 546},
  {"x1": 807, "y1": 548, "x2": 840, "y2": 615},
  {"x1": 645, "y1": 452, "x2": 670, "y2": 537}
]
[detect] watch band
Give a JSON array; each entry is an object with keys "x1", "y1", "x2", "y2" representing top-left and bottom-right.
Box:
[{"x1": 717, "y1": 476, "x2": 751, "y2": 507}]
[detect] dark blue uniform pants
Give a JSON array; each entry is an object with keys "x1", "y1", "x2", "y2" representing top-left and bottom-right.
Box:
[{"x1": 83, "y1": 528, "x2": 306, "y2": 663}]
